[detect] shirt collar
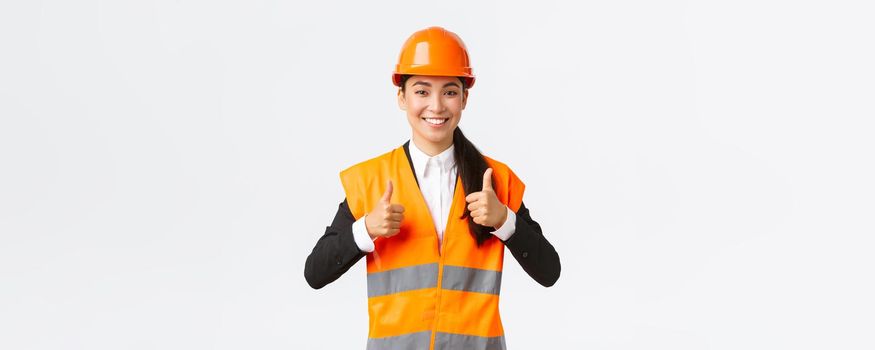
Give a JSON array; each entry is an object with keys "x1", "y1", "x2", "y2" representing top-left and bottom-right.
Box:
[{"x1": 408, "y1": 139, "x2": 456, "y2": 176}]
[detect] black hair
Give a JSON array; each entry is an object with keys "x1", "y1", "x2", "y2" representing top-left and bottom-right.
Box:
[{"x1": 399, "y1": 74, "x2": 494, "y2": 246}]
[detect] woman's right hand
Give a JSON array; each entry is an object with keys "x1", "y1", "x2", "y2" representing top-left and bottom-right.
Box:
[{"x1": 365, "y1": 180, "x2": 405, "y2": 239}]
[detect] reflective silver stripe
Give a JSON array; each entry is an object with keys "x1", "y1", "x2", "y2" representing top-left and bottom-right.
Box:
[
  {"x1": 441, "y1": 265, "x2": 502, "y2": 295},
  {"x1": 367, "y1": 263, "x2": 439, "y2": 298},
  {"x1": 435, "y1": 332, "x2": 506, "y2": 350},
  {"x1": 367, "y1": 331, "x2": 432, "y2": 350}
]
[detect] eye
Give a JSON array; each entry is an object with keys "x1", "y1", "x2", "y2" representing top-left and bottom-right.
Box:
[
  {"x1": 444, "y1": 90, "x2": 458, "y2": 96},
  {"x1": 415, "y1": 90, "x2": 428, "y2": 96}
]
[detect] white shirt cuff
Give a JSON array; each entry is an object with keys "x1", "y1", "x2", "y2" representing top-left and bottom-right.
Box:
[
  {"x1": 490, "y1": 207, "x2": 516, "y2": 241},
  {"x1": 351, "y1": 214, "x2": 375, "y2": 253}
]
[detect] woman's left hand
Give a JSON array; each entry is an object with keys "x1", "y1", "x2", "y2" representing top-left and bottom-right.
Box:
[{"x1": 465, "y1": 168, "x2": 508, "y2": 229}]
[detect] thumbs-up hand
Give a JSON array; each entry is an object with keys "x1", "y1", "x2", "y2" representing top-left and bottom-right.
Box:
[
  {"x1": 365, "y1": 180, "x2": 405, "y2": 239},
  {"x1": 465, "y1": 168, "x2": 509, "y2": 229}
]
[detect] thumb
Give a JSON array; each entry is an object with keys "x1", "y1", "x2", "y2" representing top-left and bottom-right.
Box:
[
  {"x1": 381, "y1": 180, "x2": 394, "y2": 203},
  {"x1": 482, "y1": 168, "x2": 494, "y2": 192}
]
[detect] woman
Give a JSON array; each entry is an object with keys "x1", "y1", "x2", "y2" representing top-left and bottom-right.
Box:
[{"x1": 305, "y1": 26, "x2": 561, "y2": 350}]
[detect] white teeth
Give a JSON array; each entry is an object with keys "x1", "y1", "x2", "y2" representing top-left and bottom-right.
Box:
[{"x1": 423, "y1": 118, "x2": 447, "y2": 125}]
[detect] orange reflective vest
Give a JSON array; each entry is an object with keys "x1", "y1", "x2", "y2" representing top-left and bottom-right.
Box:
[{"x1": 340, "y1": 144, "x2": 525, "y2": 350}]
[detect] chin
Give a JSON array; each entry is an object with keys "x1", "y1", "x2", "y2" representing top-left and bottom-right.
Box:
[{"x1": 424, "y1": 129, "x2": 454, "y2": 142}]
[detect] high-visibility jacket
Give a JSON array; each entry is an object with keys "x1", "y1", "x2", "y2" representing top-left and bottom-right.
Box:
[{"x1": 340, "y1": 144, "x2": 525, "y2": 350}]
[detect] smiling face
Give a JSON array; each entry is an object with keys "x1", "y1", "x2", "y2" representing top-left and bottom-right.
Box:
[{"x1": 398, "y1": 75, "x2": 468, "y2": 155}]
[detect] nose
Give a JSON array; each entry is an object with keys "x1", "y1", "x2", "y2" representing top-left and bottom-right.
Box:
[{"x1": 428, "y1": 93, "x2": 445, "y2": 113}]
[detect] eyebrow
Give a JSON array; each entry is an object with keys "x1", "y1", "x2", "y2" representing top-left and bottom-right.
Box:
[{"x1": 411, "y1": 81, "x2": 461, "y2": 88}]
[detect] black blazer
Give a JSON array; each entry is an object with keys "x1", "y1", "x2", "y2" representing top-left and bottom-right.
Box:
[{"x1": 305, "y1": 142, "x2": 560, "y2": 289}]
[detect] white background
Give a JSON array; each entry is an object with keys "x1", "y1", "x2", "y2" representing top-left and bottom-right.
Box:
[{"x1": 1, "y1": 0, "x2": 874, "y2": 349}]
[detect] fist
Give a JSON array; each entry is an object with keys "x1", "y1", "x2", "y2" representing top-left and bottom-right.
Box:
[
  {"x1": 365, "y1": 180, "x2": 405, "y2": 239},
  {"x1": 465, "y1": 168, "x2": 508, "y2": 228}
]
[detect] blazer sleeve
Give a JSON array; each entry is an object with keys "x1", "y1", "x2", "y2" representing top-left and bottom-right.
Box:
[
  {"x1": 503, "y1": 201, "x2": 561, "y2": 287},
  {"x1": 304, "y1": 199, "x2": 367, "y2": 289}
]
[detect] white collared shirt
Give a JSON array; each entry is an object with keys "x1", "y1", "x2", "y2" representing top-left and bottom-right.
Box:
[{"x1": 351, "y1": 140, "x2": 516, "y2": 253}]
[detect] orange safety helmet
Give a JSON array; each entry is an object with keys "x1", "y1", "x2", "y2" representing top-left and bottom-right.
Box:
[{"x1": 392, "y1": 26, "x2": 476, "y2": 89}]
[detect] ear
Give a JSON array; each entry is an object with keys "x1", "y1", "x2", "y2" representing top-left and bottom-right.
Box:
[
  {"x1": 397, "y1": 89, "x2": 407, "y2": 111},
  {"x1": 461, "y1": 89, "x2": 469, "y2": 110}
]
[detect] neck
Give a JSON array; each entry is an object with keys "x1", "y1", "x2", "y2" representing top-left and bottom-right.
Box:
[{"x1": 411, "y1": 134, "x2": 453, "y2": 156}]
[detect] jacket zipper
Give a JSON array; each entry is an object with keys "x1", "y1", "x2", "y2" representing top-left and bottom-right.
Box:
[{"x1": 430, "y1": 179, "x2": 457, "y2": 349}]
